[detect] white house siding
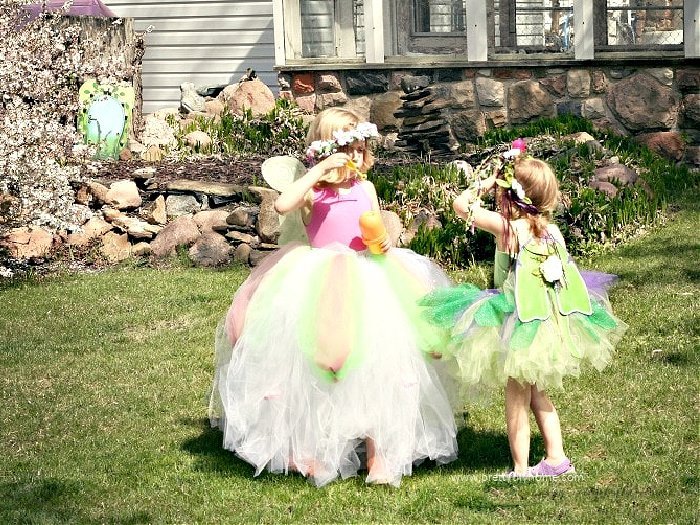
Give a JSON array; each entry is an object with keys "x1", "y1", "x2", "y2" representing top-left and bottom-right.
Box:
[{"x1": 104, "y1": 0, "x2": 276, "y2": 114}]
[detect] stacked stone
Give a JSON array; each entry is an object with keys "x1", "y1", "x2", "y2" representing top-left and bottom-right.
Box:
[{"x1": 393, "y1": 78, "x2": 457, "y2": 156}]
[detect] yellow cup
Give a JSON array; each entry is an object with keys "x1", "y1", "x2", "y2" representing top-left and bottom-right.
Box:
[{"x1": 359, "y1": 211, "x2": 388, "y2": 255}]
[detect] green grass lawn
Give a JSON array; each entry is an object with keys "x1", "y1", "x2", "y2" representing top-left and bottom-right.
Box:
[{"x1": 1, "y1": 197, "x2": 698, "y2": 524}]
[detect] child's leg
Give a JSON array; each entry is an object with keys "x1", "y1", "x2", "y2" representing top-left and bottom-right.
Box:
[
  {"x1": 505, "y1": 378, "x2": 532, "y2": 473},
  {"x1": 529, "y1": 385, "x2": 566, "y2": 464},
  {"x1": 365, "y1": 438, "x2": 390, "y2": 484}
]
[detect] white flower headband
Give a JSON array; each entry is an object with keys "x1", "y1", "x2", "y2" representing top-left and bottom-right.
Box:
[
  {"x1": 492, "y1": 139, "x2": 540, "y2": 213},
  {"x1": 305, "y1": 122, "x2": 380, "y2": 163}
]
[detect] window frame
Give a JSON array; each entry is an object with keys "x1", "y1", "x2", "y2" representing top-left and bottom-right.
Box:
[{"x1": 272, "y1": 0, "x2": 698, "y2": 67}]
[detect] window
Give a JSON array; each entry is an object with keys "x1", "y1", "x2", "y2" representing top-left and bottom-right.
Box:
[
  {"x1": 395, "y1": 0, "x2": 468, "y2": 54},
  {"x1": 414, "y1": 0, "x2": 467, "y2": 33},
  {"x1": 297, "y1": 0, "x2": 366, "y2": 59},
  {"x1": 493, "y1": 0, "x2": 575, "y2": 54},
  {"x1": 276, "y1": 0, "x2": 696, "y2": 65},
  {"x1": 596, "y1": 0, "x2": 683, "y2": 49}
]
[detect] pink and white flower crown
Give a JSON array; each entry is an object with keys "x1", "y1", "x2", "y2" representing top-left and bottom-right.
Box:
[{"x1": 305, "y1": 122, "x2": 380, "y2": 163}]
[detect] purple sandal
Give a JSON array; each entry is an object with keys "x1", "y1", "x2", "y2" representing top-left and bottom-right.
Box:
[{"x1": 529, "y1": 457, "x2": 576, "y2": 477}]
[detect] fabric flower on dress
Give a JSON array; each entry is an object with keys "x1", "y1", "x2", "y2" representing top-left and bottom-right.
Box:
[{"x1": 540, "y1": 255, "x2": 564, "y2": 284}]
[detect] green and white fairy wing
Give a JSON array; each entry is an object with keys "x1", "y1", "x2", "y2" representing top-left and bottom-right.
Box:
[
  {"x1": 261, "y1": 156, "x2": 309, "y2": 245},
  {"x1": 514, "y1": 242, "x2": 552, "y2": 323},
  {"x1": 556, "y1": 252, "x2": 593, "y2": 316},
  {"x1": 514, "y1": 236, "x2": 593, "y2": 323}
]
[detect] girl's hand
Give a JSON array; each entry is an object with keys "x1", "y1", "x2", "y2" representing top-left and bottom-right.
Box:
[
  {"x1": 378, "y1": 234, "x2": 391, "y2": 254},
  {"x1": 317, "y1": 152, "x2": 351, "y2": 174}
]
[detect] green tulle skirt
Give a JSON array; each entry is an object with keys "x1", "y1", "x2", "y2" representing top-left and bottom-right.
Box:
[{"x1": 419, "y1": 275, "x2": 627, "y2": 391}]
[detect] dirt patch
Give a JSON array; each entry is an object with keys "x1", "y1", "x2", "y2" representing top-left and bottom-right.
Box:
[
  {"x1": 81, "y1": 153, "x2": 452, "y2": 187},
  {"x1": 82, "y1": 154, "x2": 269, "y2": 186}
]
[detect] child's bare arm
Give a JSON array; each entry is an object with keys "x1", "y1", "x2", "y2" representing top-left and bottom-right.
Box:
[
  {"x1": 361, "y1": 180, "x2": 382, "y2": 213},
  {"x1": 274, "y1": 153, "x2": 350, "y2": 215},
  {"x1": 453, "y1": 175, "x2": 510, "y2": 245}
]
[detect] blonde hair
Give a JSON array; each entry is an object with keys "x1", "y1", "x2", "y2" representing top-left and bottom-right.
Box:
[
  {"x1": 502, "y1": 157, "x2": 559, "y2": 239},
  {"x1": 306, "y1": 108, "x2": 376, "y2": 185}
]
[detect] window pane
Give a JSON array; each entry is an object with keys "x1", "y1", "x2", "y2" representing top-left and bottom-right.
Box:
[
  {"x1": 300, "y1": 0, "x2": 366, "y2": 58},
  {"x1": 301, "y1": 0, "x2": 335, "y2": 58},
  {"x1": 414, "y1": 0, "x2": 467, "y2": 32},
  {"x1": 355, "y1": 0, "x2": 366, "y2": 56},
  {"x1": 494, "y1": 0, "x2": 574, "y2": 53},
  {"x1": 605, "y1": 0, "x2": 683, "y2": 46}
]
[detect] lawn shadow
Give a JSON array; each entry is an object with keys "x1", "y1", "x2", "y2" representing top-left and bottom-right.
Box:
[
  {"x1": 181, "y1": 417, "x2": 547, "y2": 485},
  {"x1": 0, "y1": 478, "x2": 152, "y2": 525},
  {"x1": 179, "y1": 417, "x2": 257, "y2": 479},
  {"x1": 452, "y1": 424, "x2": 546, "y2": 473}
]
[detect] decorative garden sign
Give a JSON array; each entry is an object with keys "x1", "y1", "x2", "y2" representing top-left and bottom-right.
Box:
[{"x1": 78, "y1": 79, "x2": 135, "y2": 160}]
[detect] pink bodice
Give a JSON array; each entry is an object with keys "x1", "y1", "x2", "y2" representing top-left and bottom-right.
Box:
[{"x1": 305, "y1": 181, "x2": 372, "y2": 251}]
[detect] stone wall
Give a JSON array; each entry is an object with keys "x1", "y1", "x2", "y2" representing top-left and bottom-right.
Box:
[
  {"x1": 279, "y1": 64, "x2": 700, "y2": 165},
  {"x1": 0, "y1": 172, "x2": 406, "y2": 270},
  {"x1": 0, "y1": 176, "x2": 280, "y2": 269}
]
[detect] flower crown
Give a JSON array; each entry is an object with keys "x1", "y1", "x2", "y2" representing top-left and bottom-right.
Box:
[
  {"x1": 473, "y1": 138, "x2": 539, "y2": 215},
  {"x1": 305, "y1": 122, "x2": 380, "y2": 163}
]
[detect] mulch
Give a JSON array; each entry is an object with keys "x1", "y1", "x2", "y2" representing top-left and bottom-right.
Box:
[
  {"x1": 82, "y1": 153, "x2": 460, "y2": 187},
  {"x1": 83, "y1": 154, "x2": 269, "y2": 186}
]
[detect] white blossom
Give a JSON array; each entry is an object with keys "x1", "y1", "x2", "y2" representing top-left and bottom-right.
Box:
[{"x1": 0, "y1": 3, "x2": 143, "y2": 234}]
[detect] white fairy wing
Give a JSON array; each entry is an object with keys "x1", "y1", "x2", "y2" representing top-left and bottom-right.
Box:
[
  {"x1": 261, "y1": 156, "x2": 306, "y2": 192},
  {"x1": 261, "y1": 156, "x2": 309, "y2": 246}
]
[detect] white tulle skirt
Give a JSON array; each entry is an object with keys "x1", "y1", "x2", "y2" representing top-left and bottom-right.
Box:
[{"x1": 209, "y1": 242, "x2": 458, "y2": 487}]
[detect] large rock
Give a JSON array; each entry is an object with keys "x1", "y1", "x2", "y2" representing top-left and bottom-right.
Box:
[
  {"x1": 343, "y1": 96, "x2": 372, "y2": 122},
  {"x1": 371, "y1": 91, "x2": 403, "y2": 131},
  {"x1": 66, "y1": 216, "x2": 112, "y2": 247},
  {"x1": 256, "y1": 193, "x2": 281, "y2": 244},
  {"x1": 101, "y1": 231, "x2": 131, "y2": 262},
  {"x1": 681, "y1": 94, "x2": 700, "y2": 129},
  {"x1": 1, "y1": 227, "x2": 54, "y2": 259},
  {"x1": 180, "y1": 82, "x2": 206, "y2": 113},
  {"x1": 150, "y1": 215, "x2": 201, "y2": 257},
  {"x1": 316, "y1": 73, "x2": 342, "y2": 93},
  {"x1": 223, "y1": 78, "x2": 275, "y2": 117},
  {"x1": 592, "y1": 164, "x2": 638, "y2": 186},
  {"x1": 607, "y1": 73, "x2": 679, "y2": 131},
  {"x1": 111, "y1": 215, "x2": 162, "y2": 240},
  {"x1": 567, "y1": 70, "x2": 591, "y2": 98},
  {"x1": 583, "y1": 98, "x2": 607, "y2": 120},
  {"x1": 193, "y1": 209, "x2": 230, "y2": 232},
  {"x1": 166, "y1": 195, "x2": 201, "y2": 219},
  {"x1": 508, "y1": 81, "x2": 555, "y2": 124},
  {"x1": 475, "y1": 77, "x2": 504, "y2": 107},
  {"x1": 188, "y1": 232, "x2": 232, "y2": 267},
  {"x1": 446, "y1": 80, "x2": 477, "y2": 109},
  {"x1": 346, "y1": 71, "x2": 389, "y2": 95},
  {"x1": 635, "y1": 131, "x2": 686, "y2": 162},
  {"x1": 315, "y1": 91, "x2": 348, "y2": 111},
  {"x1": 448, "y1": 110, "x2": 487, "y2": 143},
  {"x1": 140, "y1": 195, "x2": 167, "y2": 225},
  {"x1": 106, "y1": 180, "x2": 142, "y2": 210}
]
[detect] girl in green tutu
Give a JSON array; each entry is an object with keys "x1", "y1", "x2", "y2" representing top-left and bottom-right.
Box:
[{"x1": 421, "y1": 142, "x2": 627, "y2": 477}]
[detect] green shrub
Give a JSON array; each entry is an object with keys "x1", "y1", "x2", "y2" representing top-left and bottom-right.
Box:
[
  {"x1": 371, "y1": 116, "x2": 698, "y2": 268},
  {"x1": 370, "y1": 162, "x2": 494, "y2": 268},
  {"x1": 175, "y1": 98, "x2": 308, "y2": 158}
]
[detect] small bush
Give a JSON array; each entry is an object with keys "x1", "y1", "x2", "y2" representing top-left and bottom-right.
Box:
[
  {"x1": 0, "y1": 2, "x2": 144, "y2": 234},
  {"x1": 370, "y1": 117, "x2": 697, "y2": 268},
  {"x1": 175, "y1": 98, "x2": 308, "y2": 158}
]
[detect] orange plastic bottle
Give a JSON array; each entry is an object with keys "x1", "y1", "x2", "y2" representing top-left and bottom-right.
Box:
[{"x1": 359, "y1": 211, "x2": 388, "y2": 255}]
